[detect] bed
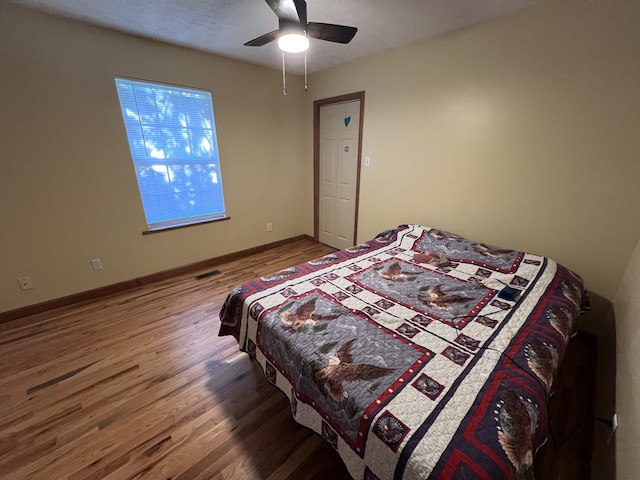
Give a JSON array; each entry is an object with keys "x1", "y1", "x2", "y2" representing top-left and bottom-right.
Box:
[{"x1": 218, "y1": 224, "x2": 587, "y2": 479}]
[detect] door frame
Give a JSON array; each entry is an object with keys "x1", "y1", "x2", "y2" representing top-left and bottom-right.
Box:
[{"x1": 313, "y1": 91, "x2": 365, "y2": 244}]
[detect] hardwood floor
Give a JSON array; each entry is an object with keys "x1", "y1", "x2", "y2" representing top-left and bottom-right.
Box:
[{"x1": 0, "y1": 238, "x2": 597, "y2": 479}]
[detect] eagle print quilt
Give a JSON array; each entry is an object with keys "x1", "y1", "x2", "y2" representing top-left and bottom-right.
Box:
[{"x1": 218, "y1": 225, "x2": 587, "y2": 480}]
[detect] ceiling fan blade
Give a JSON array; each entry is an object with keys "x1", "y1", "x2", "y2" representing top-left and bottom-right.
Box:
[
  {"x1": 307, "y1": 22, "x2": 357, "y2": 44},
  {"x1": 265, "y1": 0, "x2": 307, "y2": 24},
  {"x1": 244, "y1": 30, "x2": 279, "y2": 47}
]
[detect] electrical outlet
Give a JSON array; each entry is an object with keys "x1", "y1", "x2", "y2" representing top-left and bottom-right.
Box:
[
  {"x1": 267, "y1": 222, "x2": 273, "y2": 232},
  {"x1": 18, "y1": 276, "x2": 34, "y2": 290},
  {"x1": 90, "y1": 258, "x2": 103, "y2": 271}
]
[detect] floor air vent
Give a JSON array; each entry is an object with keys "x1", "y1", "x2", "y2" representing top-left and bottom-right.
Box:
[{"x1": 195, "y1": 270, "x2": 221, "y2": 280}]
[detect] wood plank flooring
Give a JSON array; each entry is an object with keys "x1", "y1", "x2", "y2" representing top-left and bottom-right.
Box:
[{"x1": 0, "y1": 238, "x2": 597, "y2": 479}]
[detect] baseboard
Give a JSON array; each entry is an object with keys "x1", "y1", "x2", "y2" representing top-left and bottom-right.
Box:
[{"x1": 0, "y1": 234, "x2": 315, "y2": 324}]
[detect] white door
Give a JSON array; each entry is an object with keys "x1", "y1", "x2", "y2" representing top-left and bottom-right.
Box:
[{"x1": 318, "y1": 100, "x2": 360, "y2": 250}]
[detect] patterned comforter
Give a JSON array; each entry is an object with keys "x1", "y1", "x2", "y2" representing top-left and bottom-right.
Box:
[{"x1": 218, "y1": 225, "x2": 587, "y2": 479}]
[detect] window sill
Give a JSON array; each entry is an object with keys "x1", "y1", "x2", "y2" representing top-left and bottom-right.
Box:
[{"x1": 142, "y1": 216, "x2": 231, "y2": 235}]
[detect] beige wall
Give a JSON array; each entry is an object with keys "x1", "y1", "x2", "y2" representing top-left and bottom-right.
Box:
[
  {"x1": 0, "y1": 3, "x2": 308, "y2": 312},
  {"x1": 4, "y1": 1, "x2": 637, "y2": 308},
  {"x1": 307, "y1": 0, "x2": 640, "y2": 300},
  {"x1": 614, "y1": 236, "x2": 640, "y2": 478}
]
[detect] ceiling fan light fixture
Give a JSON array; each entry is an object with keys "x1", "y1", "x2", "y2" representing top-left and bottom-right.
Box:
[{"x1": 278, "y1": 33, "x2": 309, "y2": 53}]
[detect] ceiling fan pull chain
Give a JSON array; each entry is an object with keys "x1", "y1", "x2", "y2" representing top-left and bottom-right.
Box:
[
  {"x1": 304, "y1": 49, "x2": 308, "y2": 91},
  {"x1": 282, "y1": 51, "x2": 287, "y2": 96}
]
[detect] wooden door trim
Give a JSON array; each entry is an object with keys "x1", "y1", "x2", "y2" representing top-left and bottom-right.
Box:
[{"x1": 313, "y1": 91, "x2": 365, "y2": 244}]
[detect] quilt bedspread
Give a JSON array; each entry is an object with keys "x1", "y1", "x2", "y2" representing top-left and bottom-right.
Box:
[{"x1": 218, "y1": 225, "x2": 587, "y2": 480}]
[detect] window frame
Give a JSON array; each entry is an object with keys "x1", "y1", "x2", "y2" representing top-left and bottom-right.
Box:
[{"x1": 114, "y1": 77, "x2": 228, "y2": 234}]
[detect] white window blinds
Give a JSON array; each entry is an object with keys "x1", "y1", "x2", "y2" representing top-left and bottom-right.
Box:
[{"x1": 115, "y1": 78, "x2": 226, "y2": 231}]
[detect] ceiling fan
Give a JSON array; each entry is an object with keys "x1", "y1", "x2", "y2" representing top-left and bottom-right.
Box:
[{"x1": 244, "y1": 0, "x2": 358, "y2": 53}]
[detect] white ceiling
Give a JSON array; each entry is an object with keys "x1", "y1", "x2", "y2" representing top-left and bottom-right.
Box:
[{"x1": 7, "y1": 0, "x2": 535, "y2": 75}]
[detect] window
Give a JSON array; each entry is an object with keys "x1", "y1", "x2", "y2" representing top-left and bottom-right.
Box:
[{"x1": 115, "y1": 78, "x2": 226, "y2": 232}]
